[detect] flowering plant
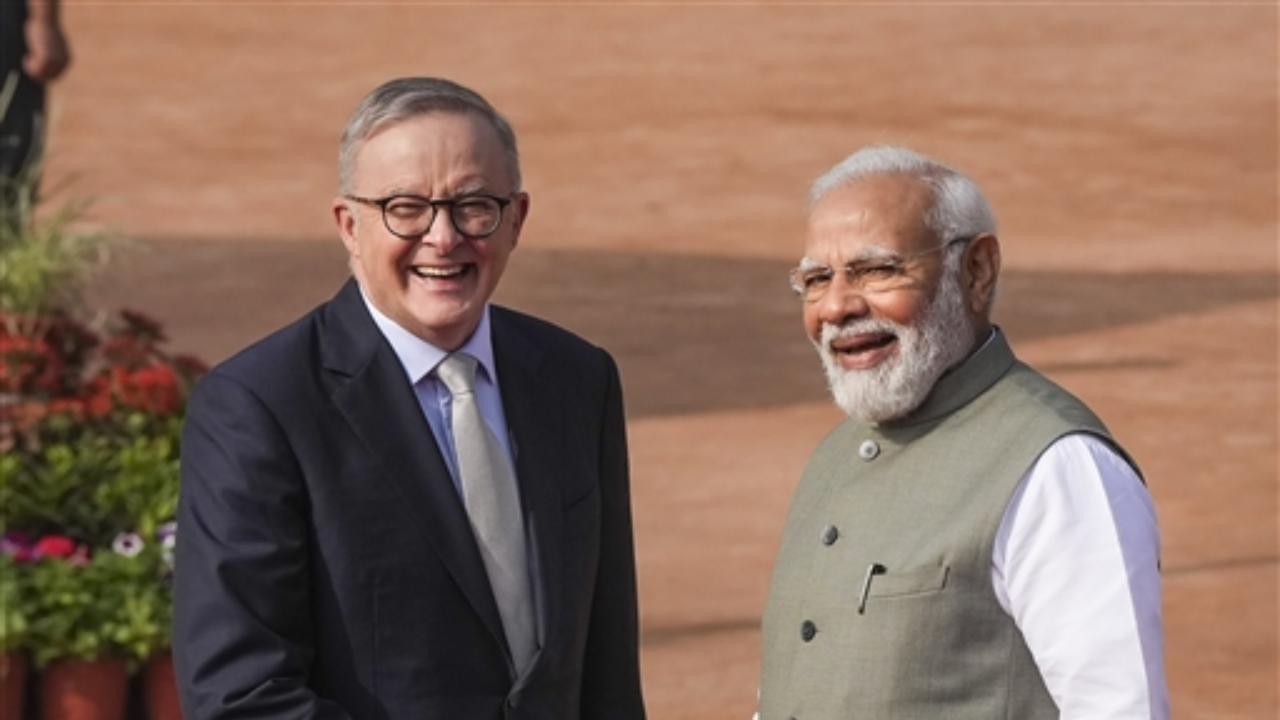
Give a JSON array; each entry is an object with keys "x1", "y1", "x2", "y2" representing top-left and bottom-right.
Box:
[
  {"x1": 0, "y1": 308, "x2": 203, "y2": 666},
  {"x1": 3, "y1": 530, "x2": 173, "y2": 667},
  {"x1": 0, "y1": 83, "x2": 200, "y2": 671}
]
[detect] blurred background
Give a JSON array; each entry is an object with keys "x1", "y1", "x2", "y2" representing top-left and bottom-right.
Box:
[{"x1": 19, "y1": 1, "x2": 1280, "y2": 717}]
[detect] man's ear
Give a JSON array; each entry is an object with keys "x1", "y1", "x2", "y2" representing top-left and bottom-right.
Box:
[
  {"x1": 333, "y1": 197, "x2": 360, "y2": 256},
  {"x1": 963, "y1": 233, "x2": 1001, "y2": 317},
  {"x1": 508, "y1": 191, "x2": 530, "y2": 250}
]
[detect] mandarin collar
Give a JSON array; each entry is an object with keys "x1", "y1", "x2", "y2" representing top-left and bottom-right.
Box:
[{"x1": 876, "y1": 327, "x2": 1011, "y2": 430}]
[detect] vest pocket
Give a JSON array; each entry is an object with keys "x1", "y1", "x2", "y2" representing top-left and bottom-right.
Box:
[{"x1": 868, "y1": 563, "x2": 949, "y2": 598}]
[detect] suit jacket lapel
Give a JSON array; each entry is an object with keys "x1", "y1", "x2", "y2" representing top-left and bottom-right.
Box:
[
  {"x1": 320, "y1": 281, "x2": 507, "y2": 654},
  {"x1": 491, "y1": 308, "x2": 563, "y2": 681}
]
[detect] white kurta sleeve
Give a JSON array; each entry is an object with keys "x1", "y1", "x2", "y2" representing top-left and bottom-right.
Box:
[{"x1": 993, "y1": 433, "x2": 1170, "y2": 719}]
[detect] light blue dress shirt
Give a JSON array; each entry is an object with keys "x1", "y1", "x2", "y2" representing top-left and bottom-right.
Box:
[{"x1": 359, "y1": 290, "x2": 516, "y2": 496}]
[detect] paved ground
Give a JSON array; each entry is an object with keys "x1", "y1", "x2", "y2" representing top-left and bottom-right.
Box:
[{"x1": 43, "y1": 2, "x2": 1278, "y2": 717}]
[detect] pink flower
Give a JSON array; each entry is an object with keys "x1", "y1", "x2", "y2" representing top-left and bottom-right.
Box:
[
  {"x1": 1, "y1": 532, "x2": 33, "y2": 562},
  {"x1": 32, "y1": 534, "x2": 76, "y2": 559},
  {"x1": 68, "y1": 545, "x2": 91, "y2": 567}
]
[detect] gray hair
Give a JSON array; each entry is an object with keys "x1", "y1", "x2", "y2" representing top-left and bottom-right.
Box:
[
  {"x1": 338, "y1": 77, "x2": 521, "y2": 194},
  {"x1": 809, "y1": 145, "x2": 997, "y2": 242}
]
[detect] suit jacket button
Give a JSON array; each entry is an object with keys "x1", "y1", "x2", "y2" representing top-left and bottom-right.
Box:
[
  {"x1": 800, "y1": 620, "x2": 817, "y2": 642},
  {"x1": 858, "y1": 439, "x2": 880, "y2": 461},
  {"x1": 821, "y1": 525, "x2": 839, "y2": 546}
]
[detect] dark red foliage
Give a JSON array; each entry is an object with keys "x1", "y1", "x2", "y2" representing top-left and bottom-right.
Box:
[{"x1": 0, "y1": 309, "x2": 205, "y2": 450}]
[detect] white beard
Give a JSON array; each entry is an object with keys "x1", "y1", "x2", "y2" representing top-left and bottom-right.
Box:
[{"x1": 815, "y1": 265, "x2": 977, "y2": 423}]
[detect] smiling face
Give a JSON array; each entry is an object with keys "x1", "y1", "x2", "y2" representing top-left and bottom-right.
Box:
[
  {"x1": 802, "y1": 172, "x2": 980, "y2": 422},
  {"x1": 802, "y1": 173, "x2": 945, "y2": 360},
  {"x1": 334, "y1": 111, "x2": 528, "y2": 350}
]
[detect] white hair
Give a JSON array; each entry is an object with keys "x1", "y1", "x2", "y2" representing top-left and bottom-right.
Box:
[
  {"x1": 809, "y1": 145, "x2": 997, "y2": 243},
  {"x1": 338, "y1": 77, "x2": 521, "y2": 194}
]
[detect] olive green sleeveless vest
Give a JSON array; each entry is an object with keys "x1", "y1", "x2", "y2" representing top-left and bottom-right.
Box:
[{"x1": 759, "y1": 331, "x2": 1133, "y2": 720}]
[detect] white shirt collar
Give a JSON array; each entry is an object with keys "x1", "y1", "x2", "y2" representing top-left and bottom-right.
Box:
[
  {"x1": 357, "y1": 284, "x2": 499, "y2": 386},
  {"x1": 978, "y1": 326, "x2": 999, "y2": 351}
]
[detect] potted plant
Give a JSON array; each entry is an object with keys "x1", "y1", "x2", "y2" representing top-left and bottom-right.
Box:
[
  {"x1": 1, "y1": 144, "x2": 104, "y2": 719},
  {"x1": 1, "y1": 144, "x2": 203, "y2": 716},
  {"x1": 0, "y1": 308, "x2": 201, "y2": 720},
  {"x1": 22, "y1": 534, "x2": 159, "y2": 720}
]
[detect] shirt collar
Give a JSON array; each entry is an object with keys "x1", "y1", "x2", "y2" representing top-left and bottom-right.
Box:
[{"x1": 358, "y1": 284, "x2": 498, "y2": 386}]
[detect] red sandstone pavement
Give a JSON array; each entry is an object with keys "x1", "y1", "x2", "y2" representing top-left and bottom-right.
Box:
[{"x1": 41, "y1": 3, "x2": 1279, "y2": 718}]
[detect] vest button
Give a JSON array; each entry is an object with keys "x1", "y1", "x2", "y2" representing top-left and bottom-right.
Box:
[
  {"x1": 858, "y1": 439, "x2": 880, "y2": 461},
  {"x1": 800, "y1": 620, "x2": 817, "y2": 642},
  {"x1": 821, "y1": 525, "x2": 839, "y2": 546}
]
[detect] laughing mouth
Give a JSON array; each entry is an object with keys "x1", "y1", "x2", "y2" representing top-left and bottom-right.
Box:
[
  {"x1": 830, "y1": 331, "x2": 897, "y2": 357},
  {"x1": 410, "y1": 264, "x2": 471, "y2": 280}
]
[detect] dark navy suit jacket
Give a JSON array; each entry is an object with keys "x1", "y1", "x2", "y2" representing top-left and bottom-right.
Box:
[{"x1": 173, "y1": 279, "x2": 645, "y2": 719}]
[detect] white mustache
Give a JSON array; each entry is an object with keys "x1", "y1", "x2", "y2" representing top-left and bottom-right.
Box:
[{"x1": 819, "y1": 318, "x2": 903, "y2": 348}]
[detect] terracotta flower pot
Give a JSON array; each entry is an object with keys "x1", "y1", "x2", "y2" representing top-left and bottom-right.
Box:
[
  {"x1": 40, "y1": 657, "x2": 127, "y2": 720},
  {"x1": 143, "y1": 651, "x2": 181, "y2": 720},
  {"x1": 0, "y1": 652, "x2": 28, "y2": 720}
]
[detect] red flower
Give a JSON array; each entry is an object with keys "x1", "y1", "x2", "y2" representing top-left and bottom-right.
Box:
[
  {"x1": 114, "y1": 363, "x2": 182, "y2": 415},
  {"x1": 33, "y1": 535, "x2": 77, "y2": 559},
  {"x1": 0, "y1": 334, "x2": 63, "y2": 394},
  {"x1": 46, "y1": 397, "x2": 86, "y2": 421},
  {"x1": 0, "y1": 308, "x2": 203, "y2": 442},
  {"x1": 9, "y1": 400, "x2": 49, "y2": 428},
  {"x1": 82, "y1": 375, "x2": 114, "y2": 419}
]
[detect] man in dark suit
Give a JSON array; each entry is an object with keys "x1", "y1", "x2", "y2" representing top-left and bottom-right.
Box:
[{"x1": 174, "y1": 77, "x2": 646, "y2": 719}]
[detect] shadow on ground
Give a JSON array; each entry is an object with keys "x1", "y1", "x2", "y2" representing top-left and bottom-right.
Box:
[{"x1": 87, "y1": 240, "x2": 1278, "y2": 418}]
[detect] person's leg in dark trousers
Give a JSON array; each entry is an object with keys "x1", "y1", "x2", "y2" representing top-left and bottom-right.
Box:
[{"x1": 1, "y1": 3, "x2": 46, "y2": 219}]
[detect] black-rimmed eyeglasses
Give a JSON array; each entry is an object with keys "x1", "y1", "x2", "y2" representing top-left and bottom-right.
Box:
[{"x1": 344, "y1": 193, "x2": 515, "y2": 240}]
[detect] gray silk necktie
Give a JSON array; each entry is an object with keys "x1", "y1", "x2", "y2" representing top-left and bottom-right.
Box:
[{"x1": 435, "y1": 353, "x2": 537, "y2": 674}]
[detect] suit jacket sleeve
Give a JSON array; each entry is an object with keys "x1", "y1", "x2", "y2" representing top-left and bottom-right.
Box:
[
  {"x1": 578, "y1": 352, "x2": 646, "y2": 718},
  {"x1": 173, "y1": 371, "x2": 353, "y2": 719}
]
